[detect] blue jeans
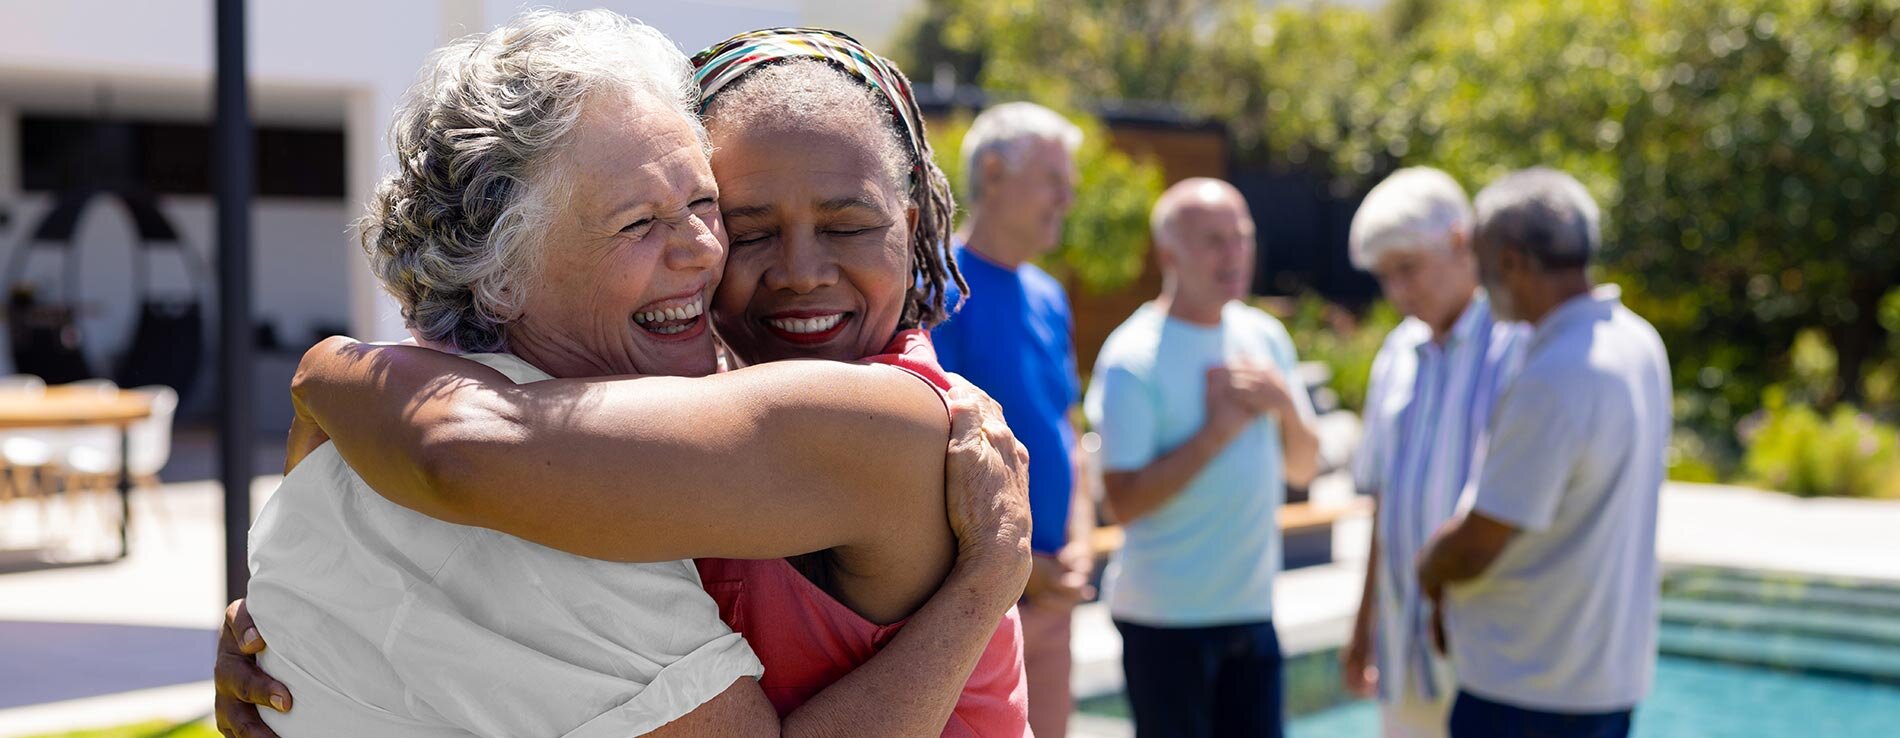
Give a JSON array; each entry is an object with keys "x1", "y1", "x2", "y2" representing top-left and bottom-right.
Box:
[
  {"x1": 1114, "y1": 618, "x2": 1283, "y2": 738},
  {"x1": 1449, "y1": 690, "x2": 1634, "y2": 738}
]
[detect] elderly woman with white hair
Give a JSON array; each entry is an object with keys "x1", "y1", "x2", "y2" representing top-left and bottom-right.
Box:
[
  {"x1": 1341, "y1": 167, "x2": 1528, "y2": 738},
  {"x1": 221, "y1": 12, "x2": 1032, "y2": 737}
]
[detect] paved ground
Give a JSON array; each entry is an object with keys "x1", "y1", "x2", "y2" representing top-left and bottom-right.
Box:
[
  {"x1": 0, "y1": 469, "x2": 278, "y2": 736},
  {"x1": 1657, "y1": 482, "x2": 1900, "y2": 583},
  {"x1": 1, "y1": 449, "x2": 1896, "y2": 736}
]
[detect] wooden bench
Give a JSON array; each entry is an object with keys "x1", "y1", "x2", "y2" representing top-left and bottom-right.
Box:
[{"x1": 1087, "y1": 496, "x2": 1372, "y2": 566}]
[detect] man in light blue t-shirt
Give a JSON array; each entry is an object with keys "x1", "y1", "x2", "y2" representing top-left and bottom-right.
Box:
[
  {"x1": 1086, "y1": 178, "x2": 1320, "y2": 738},
  {"x1": 1417, "y1": 168, "x2": 1669, "y2": 738}
]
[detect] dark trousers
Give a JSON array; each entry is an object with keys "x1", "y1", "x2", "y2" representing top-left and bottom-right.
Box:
[
  {"x1": 1449, "y1": 690, "x2": 1634, "y2": 738},
  {"x1": 1114, "y1": 618, "x2": 1283, "y2": 738}
]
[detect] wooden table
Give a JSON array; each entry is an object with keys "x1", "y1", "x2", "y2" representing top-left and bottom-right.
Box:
[
  {"x1": 1087, "y1": 496, "x2": 1374, "y2": 559},
  {"x1": 0, "y1": 387, "x2": 154, "y2": 560}
]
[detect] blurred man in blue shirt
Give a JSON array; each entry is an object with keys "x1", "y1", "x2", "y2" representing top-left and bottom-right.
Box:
[{"x1": 932, "y1": 101, "x2": 1087, "y2": 738}]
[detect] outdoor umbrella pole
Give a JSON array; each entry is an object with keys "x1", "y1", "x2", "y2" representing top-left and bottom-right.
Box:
[{"x1": 215, "y1": 0, "x2": 254, "y2": 602}]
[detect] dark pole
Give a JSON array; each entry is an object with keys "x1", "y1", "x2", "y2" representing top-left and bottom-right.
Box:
[{"x1": 215, "y1": 0, "x2": 253, "y2": 602}]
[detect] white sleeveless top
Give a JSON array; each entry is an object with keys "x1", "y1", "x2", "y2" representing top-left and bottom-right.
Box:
[{"x1": 248, "y1": 353, "x2": 762, "y2": 737}]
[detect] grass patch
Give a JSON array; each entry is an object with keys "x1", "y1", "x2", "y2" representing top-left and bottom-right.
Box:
[{"x1": 22, "y1": 720, "x2": 217, "y2": 738}]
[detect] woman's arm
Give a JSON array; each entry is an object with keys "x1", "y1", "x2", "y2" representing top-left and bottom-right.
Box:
[
  {"x1": 214, "y1": 387, "x2": 1031, "y2": 737},
  {"x1": 291, "y1": 337, "x2": 952, "y2": 564}
]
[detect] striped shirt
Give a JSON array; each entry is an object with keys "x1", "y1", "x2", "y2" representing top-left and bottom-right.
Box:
[{"x1": 1351, "y1": 295, "x2": 1526, "y2": 703}]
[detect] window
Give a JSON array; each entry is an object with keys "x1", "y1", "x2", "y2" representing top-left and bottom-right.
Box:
[{"x1": 19, "y1": 115, "x2": 345, "y2": 198}]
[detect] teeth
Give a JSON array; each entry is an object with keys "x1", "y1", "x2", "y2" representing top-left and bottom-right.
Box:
[
  {"x1": 767, "y1": 313, "x2": 844, "y2": 334},
  {"x1": 633, "y1": 298, "x2": 703, "y2": 327}
]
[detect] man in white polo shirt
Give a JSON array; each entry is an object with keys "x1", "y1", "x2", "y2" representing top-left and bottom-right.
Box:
[{"x1": 1416, "y1": 168, "x2": 1670, "y2": 738}]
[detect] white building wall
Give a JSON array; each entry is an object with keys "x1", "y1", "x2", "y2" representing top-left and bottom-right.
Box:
[{"x1": 0, "y1": 0, "x2": 807, "y2": 428}]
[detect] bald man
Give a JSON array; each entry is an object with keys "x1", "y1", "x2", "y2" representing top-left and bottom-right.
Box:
[{"x1": 1084, "y1": 178, "x2": 1320, "y2": 737}]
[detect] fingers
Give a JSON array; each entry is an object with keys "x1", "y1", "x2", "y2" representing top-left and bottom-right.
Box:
[
  {"x1": 947, "y1": 386, "x2": 1017, "y2": 457},
  {"x1": 1340, "y1": 646, "x2": 1378, "y2": 697},
  {"x1": 1347, "y1": 670, "x2": 1378, "y2": 698},
  {"x1": 216, "y1": 600, "x2": 291, "y2": 715},
  {"x1": 943, "y1": 386, "x2": 1031, "y2": 569},
  {"x1": 223, "y1": 599, "x2": 266, "y2": 655},
  {"x1": 215, "y1": 693, "x2": 284, "y2": 738},
  {"x1": 945, "y1": 390, "x2": 984, "y2": 449},
  {"x1": 943, "y1": 372, "x2": 979, "y2": 393},
  {"x1": 1028, "y1": 578, "x2": 1090, "y2": 606},
  {"x1": 215, "y1": 641, "x2": 292, "y2": 712},
  {"x1": 1059, "y1": 570, "x2": 1096, "y2": 602},
  {"x1": 1028, "y1": 554, "x2": 1092, "y2": 604}
]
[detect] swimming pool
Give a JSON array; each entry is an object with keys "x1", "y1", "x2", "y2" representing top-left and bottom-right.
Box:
[
  {"x1": 1290, "y1": 656, "x2": 1900, "y2": 737},
  {"x1": 1078, "y1": 566, "x2": 1900, "y2": 735}
]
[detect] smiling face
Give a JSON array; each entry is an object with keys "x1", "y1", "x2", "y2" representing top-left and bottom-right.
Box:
[
  {"x1": 505, "y1": 89, "x2": 726, "y2": 378},
  {"x1": 707, "y1": 120, "x2": 917, "y2": 366}
]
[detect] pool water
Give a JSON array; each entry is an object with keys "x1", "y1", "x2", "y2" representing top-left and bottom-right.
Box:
[
  {"x1": 1289, "y1": 656, "x2": 1900, "y2": 737},
  {"x1": 1081, "y1": 567, "x2": 1900, "y2": 735}
]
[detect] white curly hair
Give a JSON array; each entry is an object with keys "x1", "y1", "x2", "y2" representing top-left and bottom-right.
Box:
[{"x1": 359, "y1": 9, "x2": 704, "y2": 351}]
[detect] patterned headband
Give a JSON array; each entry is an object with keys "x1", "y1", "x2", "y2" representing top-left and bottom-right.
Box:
[{"x1": 691, "y1": 27, "x2": 930, "y2": 183}]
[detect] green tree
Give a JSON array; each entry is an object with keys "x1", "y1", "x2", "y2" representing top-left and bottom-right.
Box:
[
  {"x1": 900, "y1": 0, "x2": 1900, "y2": 462},
  {"x1": 928, "y1": 110, "x2": 1165, "y2": 294}
]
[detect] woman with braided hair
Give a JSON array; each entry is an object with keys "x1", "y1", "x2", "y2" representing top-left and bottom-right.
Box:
[{"x1": 215, "y1": 14, "x2": 1032, "y2": 738}]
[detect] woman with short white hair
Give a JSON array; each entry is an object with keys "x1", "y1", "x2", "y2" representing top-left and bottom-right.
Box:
[
  {"x1": 1342, "y1": 166, "x2": 1528, "y2": 738},
  {"x1": 222, "y1": 12, "x2": 1030, "y2": 737}
]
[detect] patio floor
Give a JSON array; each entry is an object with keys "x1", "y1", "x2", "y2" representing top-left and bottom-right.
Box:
[{"x1": 1, "y1": 456, "x2": 1895, "y2": 736}]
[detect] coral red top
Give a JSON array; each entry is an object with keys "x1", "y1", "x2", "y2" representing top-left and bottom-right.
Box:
[{"x1": 695, "y1": 329, "x2": 1031, "y2": 737}]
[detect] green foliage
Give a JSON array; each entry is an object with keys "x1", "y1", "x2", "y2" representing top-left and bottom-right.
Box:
[
  {"x1": 927, "y1": 112, "x2": 1165, "y2": 293},
  {"x1": 1743, "y1": 386, "x2": 1900, "y2": 498},
  {"x1": 1278, "y1": 297, "x2": 1402, "y2": 414},
  {"x1": 1666, "y1": 429, "x2": 1726, "y2": 483},
  {"x1": 900, "y1": 0, "x2": 1900, "y2": 490}
]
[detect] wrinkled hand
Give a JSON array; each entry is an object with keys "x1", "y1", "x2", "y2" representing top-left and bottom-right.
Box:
[
  {"x1": 215, "y1": 598, "x2": 290, "y2": 738},
  {"x1": 1341, "y1": 628, "x2": 1379, "y2": 697},
  {"x1": 943, "y1": 375, "x2": 1034, "y2": 601}
]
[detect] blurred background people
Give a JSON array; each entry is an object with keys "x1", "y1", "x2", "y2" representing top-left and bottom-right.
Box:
[
  {"x1": 1085, "y1": 178, "x2": 1319, "y2": 738},
  {"x1": 1341, "y1": 167, "x2": 1527, "y2": 738},
  {"x1": 931, "y1": 101, "x2": 1091, "y2": 738},
  {"x1": 1417, "y1": 168, "x2": 1670, "y2": 738}
]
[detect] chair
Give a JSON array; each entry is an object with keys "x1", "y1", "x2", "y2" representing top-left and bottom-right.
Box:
[
  {"x1": 63, "y1": 385, "x2": 176, "y2": 479},
  {"x1": 0, "y1": 375, "x2": 53, "y2": 544},
  {"x1": 44, "y1": 378, "x2": 127, "y2": 491},
  {"x1": 63, "y1": 386, "x2": 180, "y2": 538},
  {"x1": 61, "y1": 378, "x2": 120, "y2": 396},
  {"x1": 0, "y1": 374, "x2": 47, "y2": 393},
  {"x1": 0, "y1": 375, "x2": 51, "y2": 499}
]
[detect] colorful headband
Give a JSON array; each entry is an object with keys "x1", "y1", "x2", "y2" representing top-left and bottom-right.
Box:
[{"x1": 691, "y1": 27, "x2": 929, "y2": 183}]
